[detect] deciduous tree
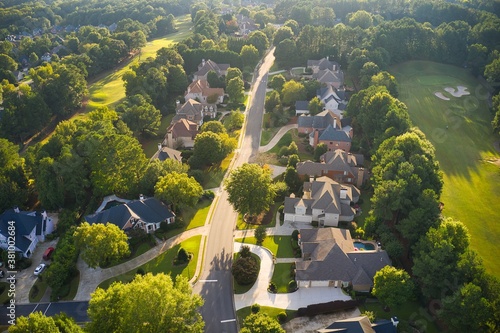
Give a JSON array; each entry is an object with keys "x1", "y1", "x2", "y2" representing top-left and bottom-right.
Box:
[
  {"x1": 227, "y1": 76, "x2": 244, "y2": 104},
  {"x1": 154, "y1": 172, "x2": 203, "y2": 211},
  {"x1": 373, "y1": 266, "x2": 414, "y2": 308},
  {"x1": 240, "y1": 313, "x2": 285, "y2": 333},
  {"x1": 281, "y1": 80, "x2": 306, "y2": 106}
]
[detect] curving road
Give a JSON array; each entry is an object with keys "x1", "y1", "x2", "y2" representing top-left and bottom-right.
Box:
[{"x1": 193, "y1": 49, "x2": 275, "y2": 333}]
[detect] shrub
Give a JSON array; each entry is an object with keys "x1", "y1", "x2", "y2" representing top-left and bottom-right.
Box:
[
  {"x1": 255, "y1": 225, "x2": 267, "y2": 245},
  {"x1": 251, "y1": 303, "x2": 261, "y2": 314},
  {"x1": 240, "y1": 245, "x2": 251, "y2": 258},
  {"x1": 136, "y1": 268, "x2": 145, "y2": 276},
  {"x1": 232, "y1": 257, "x2": 258, "y2": 285},
  {"x1": 277, "y1": 311, "x2": 287, "y2": 323},
  {"x1": 278, "y1": 146, "x2": 289, "y2": 157},
  {"x1": 268, "y1": 281, "x2": 277, "y2": 293},
  {"x1": 177, "y1": 248, "x2": 189, "y2": 264},
  {"x1": 291, "y1": 230, "x2": 299, "y2": 241},
  {"x1": 288, "y1": 280, "x2": 297, "y2": 292},
  {"x1": 203, "y1": 190, "x2": 215, "y2": 200},
  {"x1": 361, "y1": 310, "x2": 375, "y2": 322}
]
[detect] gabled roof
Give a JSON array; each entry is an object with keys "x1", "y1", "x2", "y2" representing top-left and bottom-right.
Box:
[
  {"x1": 194, "y1": 59, "x2": 230, "y2": 77},
  {"x1": 0, "y1": 210, "x2": 41, "y2": 253},
  {"x1": 307, "y1": 57, "x2": 340, "y2": 71},
  {"x1": 314, "y1": 69, "x2": 344, "y2": 85},
  {"x1": 186, "y1": 80, "x2": 225, "y2": 99},
  {"x1": 321, "y1": 316, "x2": 376, "y2": 333},
  {"x1": 317, "y1": 86, "x2": 342, "y2": 103},
  {"x1": 166, "y1": 119, "x2": 198, "y2": 139},
  {"x1": 152, "y1": 146, "x2": 182, "y2": 162},
  {"x1": 298, "y1": 110, "x2": 339, "y2": 130},
  {"x1": 295, "y1": 100, "x2": 309, "y2": 111},
  {"x1": 85, "y1": 197, "x2": 175, "y2": 230},
  {"x1": 318, "y1": 125, "x2": 351, "y2": 142}
]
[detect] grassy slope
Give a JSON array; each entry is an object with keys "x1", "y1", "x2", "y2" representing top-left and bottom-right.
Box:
[
  {"x1": 86, "y1": 15, "x2": 193, "y2": 112},
  {"x1": 391, "y1": 60, "x2": 500, "y2": 277}
]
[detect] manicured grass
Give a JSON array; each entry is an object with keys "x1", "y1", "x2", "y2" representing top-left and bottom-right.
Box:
[
  {"x1": 354, "y1": 186, "x2": 373, "y2": 228},
  {"x1": 201, "y1": 152, "x2": 234, "y2": 189},
  {"x1": 29, "y1": 279, "x2": 48, "y2": 303},
  {"x1": 156, "y1": 199, "x2": 212, "y2": 240},
  {"x1": 271, "y1": 263, "x2": 295, "y2": 293},
  {"x1": 0, "y1": 282, "x2": 11, "y2": 305},
  {"x1": 261, "y1": 127, "x2": 280, "y2": 146},
  {"x1": 268, "y1": 132, "x2": 293, "y2": 154},
  {"x1": 98, "y1": 235, "x2": 201, "y2": 289},
  {"x1": 360, "y1": 300, "x2": 440, "y2": 333},
  {"x1": 60, "y1": 271, "x2": 80, "y2": 301},
  {"x1": 235, "y1": 203, "x2": 279, "y2": 230},
  {"x1": 235, "y1": 236, "x2": 294, "y2": 258},
  {"x1": 233, "y1": 253, "x2": 261, "y2": 294},
  {"x1": 391, "y1": 60, "x2": 500, "y2": 277},
  {"x1": 86, "y1": 15, "x2": 193, "y2": 112},
  {"x1": 236, "y1": 306, "x2": 296, "y2": 327}
]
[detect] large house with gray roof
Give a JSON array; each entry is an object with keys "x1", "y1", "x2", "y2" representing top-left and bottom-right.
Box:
[
  {"x1": 318, "y1": 315, "x2": 399, "y2": 333},
  {"x1": 85, "y1": 197, "x2": 175, "y2": 234},
  {"x1": 0, "y1": 209, "x2": 54, "y2": 258},
  {"x1": 193, "y1": 59, "x2": 230, "y2": 81},
  {"x1": 316, "y1": 86, "x2": 347, "y2": 118},
  {"x1": 307, "y1": 57, "x2": 345, "y2": 89},
  {"x1": 172, "y1": 99, "x2": 217, "y2": 126},
  {"x1": 297, "y1": 149, "x2": 367, "y2": 188},
  {"x1": 298, "y1": 110, "x2": 353, "y2": 151},
  {"x1": 296, "y1": 228, "x2": 391, "y2": 291},
  {"x1": 284, "y1": 176, "x2": 359, "y2": 226}
]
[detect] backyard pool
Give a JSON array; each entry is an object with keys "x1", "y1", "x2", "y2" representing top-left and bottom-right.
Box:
[{"x1": 353, "y1": 241, "x2": 376, "y2": 251}]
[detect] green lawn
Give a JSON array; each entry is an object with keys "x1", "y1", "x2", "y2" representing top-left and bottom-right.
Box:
[
  {"x1": 235, "y1": 236, "x2": 294, "y2": 258},
  {"x1": 235, "y1": 203, "x2": 279, "y2": 230},
  {"x1": 98, "y1": 235, "x2": 201, "y2": 289},
  {"x1": 391, "y1": 60, "x2": 500, "y2": 277},
  {"x1": 29, "y1": 279, "x2": 48, "y2": 303},
  {"x1": 200, "y1": 152, "x2": 234, "y2": 189},
  {"x1": 140, "y1": 113, "x2": 175, "y2": 158},
  {"x1": 236, "y1": 306, "x2": 296, "y2": 327},
  {"x1": 0, "y1": 282, "x2": 10, "y2": 305},
  {"x1": 86, "y1": 15, "x2": 193, "y2": 112},
  {"x1": 60, "y1": 271, "x2": 80, "y2": 301},
  {"x1": 360, "y1": 300, "x2": 440, "y2": 333},
  {"x1": 271, "y1": 263, "x2": 295, "y2": 293}
]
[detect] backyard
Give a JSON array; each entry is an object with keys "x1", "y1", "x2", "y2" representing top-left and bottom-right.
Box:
[{"x1": 391, "y1": 60, "x2": 500, "y2": 277}]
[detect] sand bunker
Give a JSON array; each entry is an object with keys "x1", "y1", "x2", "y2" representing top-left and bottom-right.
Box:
[
  {"x1": 434, "y1": 92, "x2": 450, "y2": 101},
  {"x1": 444, "y1": 86, "x2": 470, "y2": 97}
]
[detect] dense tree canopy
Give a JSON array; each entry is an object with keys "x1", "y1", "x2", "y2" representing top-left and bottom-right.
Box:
[
  {"x1": 240, "y1": 313, "x2": 285, "y2": 333},
  {"x1": 87, "y1": 273, "x2": 204, "y2": 333},
  {"x1": 9, "y1": 312, "x2": 83, "y2": 333},
  {"x1": 154, "y1": 172, "x2": 203, "y2": 211},
  {"x1": 0, "y1": 138, "x2": 29, "y2": 211},
  {"x1": 373, "y1": 266, "x2": 415, "y2": 308}
]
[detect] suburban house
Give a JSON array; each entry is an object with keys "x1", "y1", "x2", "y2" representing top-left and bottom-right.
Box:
[
  {"x1": 298, "y1": 110, "x2": 353, "y2": 151},
  {"x1": 193, "y1": 59, "x2": 230, "y2": 81},
  {"x1": 284, "y1": 176, "x2": 360, "y2": 226},
  {"x1": 172, "y1": 99, "x2": 217, "y2": 126},
  {"x1": 295, "y1": 100, "x2": 310, "y2": 116},
  {"x1": 151, "y1": 143, "x2": 182, "y2": 162},
  {"x1": 316, "y1": 86, "x2": 347, "y2": 118},
  {"x1": 163, "y1": 118, "x2": 198, "y2": 149},
  {"x1": 307, "y1": 57, "x2": 345, "y2": 89},
  {"x1": 317, "y1": 315, "x2": 399, "y2": 333},
  {"x1": 297, "y1": 149, "x2": 367, "y2": 188},
  {"x1": 185, "y1": 79, "x2": 225, "y2": 104},
  {"x1": 85, "y1": 196, "x2": 175, "y2": 234},
  {"x1": 0, "y1": 208, "x2": 54, "y2": 258},
  {"x1": 235, "y1": 14, "x2": 259, "y2": 36},
  {"x1": 296, "y1": 228, "x2": 391, "y2": 291}
]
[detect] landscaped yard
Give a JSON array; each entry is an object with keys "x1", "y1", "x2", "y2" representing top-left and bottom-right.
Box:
[
  {"x1": 360, "y1": 299, "x2": 440, "y2": 333},
  {"x1": 268, "y1": 129, "x2": 314, "y2": 162},
  {"x1": 271, "y1": 263, "x2": 295, "y2": 293},
  {"x1": 391, "y1": 60, "x2": 500, "y2": 277},
  {"x1": 235, "y1": 203, "x2": 279, "y2": 230},
  {"x1": 236, "y1": 306, "x2": 296, "y2": 328},
  {"x1": 235, "y1": 236, "x2": 295, "y2": 258},
  {"x1": 140, "y1": 113, "x2": 175, "y2": 158},
  {"x1": 98, "y1": 235, "x2": 201, "y2": 289},
  {"x1": 200, "y1": 152, "x2": 234, "y2": 189},
  {"x1": 29, "y1": 279, "x2": 48, "y2": 303},
  {"x1": 233, "y1": 253, "x2": 261, "y2": 294}
]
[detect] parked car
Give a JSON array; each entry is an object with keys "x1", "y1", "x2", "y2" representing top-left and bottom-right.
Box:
[
  {"x1": 34, "y1": 263, "x2": 46, "y2": 276},
  {"x1": 43, "y1": 247, "x2": 55, "y2": 261}
]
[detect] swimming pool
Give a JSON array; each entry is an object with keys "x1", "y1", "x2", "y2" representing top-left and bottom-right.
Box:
[{"x1": 353, "y1": 241, "x2": 375, "y2": 251}]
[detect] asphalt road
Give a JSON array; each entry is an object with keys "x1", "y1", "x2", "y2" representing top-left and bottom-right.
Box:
[
  {"x1": 0, "y1": 301, "x2": 89, "y2": 325},
  {"x1": 193, "y1": 49, "x2": 275, "y2": 333}
]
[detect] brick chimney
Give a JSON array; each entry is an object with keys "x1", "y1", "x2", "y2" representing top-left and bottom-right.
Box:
[
  {"x1": 313, "y1": 129, "x2": 319, "y2": 148},
  {"x1": 356, "y1": 168, "x2": 365, "y2": 188}
]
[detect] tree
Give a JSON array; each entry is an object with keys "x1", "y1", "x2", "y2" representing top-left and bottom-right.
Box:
[
  {"x1": 225, "y1": 163, "x2": 276, "y2": 217},
  {"x1": 226, "y1": 67, "x2": 243, "y2": 84},
  {"x1": 492, "y1": 93, "x2": 500, "y2": 135},
  {"x1": 313, "y1": 143, "x2": 328, "y2": 162},
  {"x1": 287, "y1": 154, "x2": 300, "y2": 168},
  {"x1": 87, "y1": 273, "x2": 204, "y2": 333},
  {"x1": 8, "y1": 312, "x2": 83, "y2": 333},
  {"x1": 139, "y1": 159, "x2": 189, "y2": 196},
  {"x1": 371, "y1": 71, "x2": 399, "y2": 97},
  {"x1": 224, "y1": 111, "x2": 244, "y2": 131},
  {"x1": 190, "y1": 131, "x2": 235, "y2": 168},
  {"x1": 273, "y1": 27, "x2": 294, "y2": 46},
  {"x1": 373, "y1": 266, "x2": 414, "y2": 308},
  {"x1": 74, "y1": 222, "x2": 130, "y2": 268},
  {"x1": 117, "y1": 94, "x2": 161, "y2": 135},
  {"x1": 0, "y1": 54, "x2": 17, "y2": 71},
  {"x1": 281, "y1": 80, "x2": 306, "y2": 106},
  {"x1": 255, "y1": 225, "x2": 267, "y2": 245},
  {"x1": 485, "y1": 58, "x2": 500, "y2": 85},
  {"x1": 240, "y1": 313, "x2": 285, "y2": 333},
  {"x1": 240, "y1": 44, "x2": 259, "y2": 69},
  {"x1": 360, "y1": 62, "x2": 380, "y2": 88},
  {"x1": 0, "y1": 138, "x2": 29, "y2": 212},
  {"x1": 308, "y1": 97, "x2": 323, "y2": 116},
  {"x1": 227, "y1": 76, "x2": 244, "y2": 104},
  {"x1": 265, "y1": 90, "x2": 281, "y2": 113},
  {"x1": 154, "y1": 172, "x2": 203, "y2": 211},
  {"x1": 247, "y1": 31, "x2": 269, "y2": 56},
  {"x1": 274, "y1": 39, "x2": 298, "y2": 68},
  {"x1": 284, "y1": 166, "x2": 301, "y2": 194},
  {"x1": 269, "y1": 74, "x2": 285, "y2": 92},
  {"x1": 207, "y1": 70, "x2": 225, "y2": 88},
  {"x1": 348, "y1": 10, "x2": 374, "y2": 29},
  {"x1": 200, "y1": 120, "x2": 226, "y2": 134},
  {"x1": 232, "y1": 255, "x2": 259, "y2": 285}
]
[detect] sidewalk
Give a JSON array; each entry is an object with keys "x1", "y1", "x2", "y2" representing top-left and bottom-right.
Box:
[
  {"x1": 259, "y1": 124, "x2": 298, "y2": 153},
  {"x1": 233, "y1": 242, "x2": 351, "y2": 310},
  {"x1": 74, "y1": 225, "x2": 209, "y2": 301}
]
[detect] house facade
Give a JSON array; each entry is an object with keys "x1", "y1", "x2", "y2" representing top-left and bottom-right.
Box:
[
  {"x1": 163, "y1": 118, "x2": 198, "y2": 149},
  {"x1": 86, "y1": 197, "x2": 175, "y2": 234},
  {"x1": 193, "y1": 59, "x2": 230, "y2": 81},
  {"x1": 185, "y1": 79, "x2": 225, "y2": 104},
  {"x1": 0, "y1": 209, "x2": 54, "y2": 258},
  {"x1": 172, "y1": 99, "x2": 217, "y2": 126},
  {"x1": 284, "y1": 176, "x2": 360, "y2": 226},
  {"x1": 296, "y1": 228, "x2": 391, "y2": 291},
  {"x1": 298, "y1": 110, "x2": 353, "y2": 151}
]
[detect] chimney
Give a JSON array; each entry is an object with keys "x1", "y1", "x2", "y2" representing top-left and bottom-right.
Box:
[
  {"x1": 14, "y1": 206, "x2": 20, "y2": 213},
  {"x1": 326, "y1": 56, "x2": 329, "y2": 61},
  {"x1": 340, "y1": 188, "x2": 347, "y2": 200},
  {"x1": 333, "y1": 118, "x2": 337, "y2": 129},
  {"x1": 313, "y1": 129, "x2": 319, "y2": 147},
  {"x1": 41, "y1": 210, "x2": 48, "y2": 221},
  {"x1": 202, "y1": 58, "x2": 205, "y2": 66},
  {"x1": 356, "y1": 168, "x2": 365, "y2": 188},
  {"x1": 391, "y1": 317, "x2": 399, "y2": 327},
  {"x1": 309, "y1": 176, "x2": 314, "y2": 183},
  {"x1": 139, "y1": 194, "x2": 145, "y2": 201},
  {"x1": 158, "y1": 143, "x2": 162, "y2": 152}
]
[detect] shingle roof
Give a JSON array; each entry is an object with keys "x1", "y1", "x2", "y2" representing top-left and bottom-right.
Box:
[
  {"x1": 0, "y1": 210, "x2": 40, "y2": 253},
  {"x1": 295, "y1": 100, "x2": 309, "y2": 111},
  {"x1": 85, "y1": 197, "x2": 175, "y2": 230},
  {"x1": 152, "y1": 146, "x2": 182, "y2": 162},
  {"x1": 318, "y1": 125, "x2": 351, "y2": 142},
  {"x1": 194, "y1": 60, "x2": 230, "y2": 77},
  {"x1": 323, "y1": 316, "x2": 376, "y2": 333},
  {"x1": 314, "y1": 69, "x2": 344, "y2": 85},
  {"x1": 167, "y1": 119, "x2": 198, "y2": 139}
]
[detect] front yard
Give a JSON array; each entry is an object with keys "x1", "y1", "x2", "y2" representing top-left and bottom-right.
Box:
[
  {"x1": 271, "y1": 263, "x2": 295, "y2": 293},
  {"x1": 236, "y1": 306, "x2": 297, "y2": 328},
  {"x1": 235, "y1": 236, "x2": 295, "y2": 258}
]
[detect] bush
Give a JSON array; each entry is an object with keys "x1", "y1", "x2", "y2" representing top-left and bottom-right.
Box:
[
  {"x1": 278, "y1": 146, "x2": 289, "y2": 157},
  {"x1": 311, "y1": 221, "x2": 318, "y2": 227},
  {"x1": 291, "y1": 230, "x2": 299, "y2": 241},
  {"x1": 240, "y1": 245, "x2": 251, "y2": 258},
  {"x1": 18, "y1": 258, "x2": 32, "y2": 270},
  {"x1": 251, "y1": 303, "x2": 261, "y2": 314},
  {"x1": 268, "y1": 281, "x2": 277, "y2": 293},
  {"x1": 232, "y1": 257, "x2": 258, "y2": 285},
  {"x1": 203, "y1": 190, "x2": 215, "y2": 200},
  {"x1": 136, "y1": 268, "x2": 145, "y2": 276},
  {"x1": 176, "y1": 247, "x2": 189, "y2": 264},
  {"x1": 277, "y1": 311, "x2": 287, "y2": 323},
  {"x1": 288, "y1": 280, "x2": 297, "y2": 292},
  {"x1": 361, "y1": 310, "x2": 375, "y2": 322},
  {"x1": 254, "y1": 225, "x2": 267, "y2": 245}
]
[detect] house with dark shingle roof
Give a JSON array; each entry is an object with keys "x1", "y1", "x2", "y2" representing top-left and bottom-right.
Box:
[
  {"x1": 185, "y1": 79, "x2": 225, "y2": 104},
  {"x1": 164, "y1": 118, "x2": 198, "y2": 149},
  {"x1": 296, "y1": 228, "x2": 391, "y2": 291},
  {"x1": 0, "y1": 209, "x2": 54, "y2": 258},
  {"x1": 172, "y1": 99, "x2": 217, "y2": 126},
  {"x1": 317, "y1": 316, "x2": 399, "y2": 333},
  {"x1": 295, "y1": 100, "x2": 310, "y2": 115},
  {"x1": 296, "y1": 149, "x2": 367, "y2": 187},
  {"x1": 85, "y1": 197, "x2": 175, "y2": 234},
  {"x1": 284, "y1": 176, "x2": 359, "y2": 226},
  {"x1": 193, "y1": 59, "x2": 230, "y2": 81},
  {"x1": 151, "y1": 143, "x2": 182, "y2": 162},
  {"x1": 298, "y1": 110, "x2": 353, "y2": 151},
  {"x1": 317, "y1": 86, "x2": 347, "y2": 117},
  {"x1": 307, "y1": 57, "x2": 344, "y2": 89}
]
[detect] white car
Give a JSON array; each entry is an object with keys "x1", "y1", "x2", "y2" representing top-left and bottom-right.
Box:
[{"x1": 34, "y1": 263, "x2": 46, "y2": 276}]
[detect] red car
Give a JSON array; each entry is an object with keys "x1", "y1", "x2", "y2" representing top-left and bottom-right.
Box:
[{"x1": 43, "y1": 247, "x2": 55, "y2": 261}]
